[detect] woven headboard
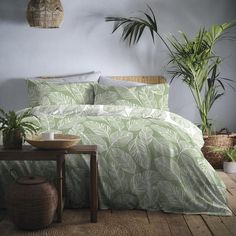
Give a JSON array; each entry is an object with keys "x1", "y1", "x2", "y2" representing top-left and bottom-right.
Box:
[
  {"x1": 109, "y1": 76, "x2": 166, "y2": 84},
  {"x1": 41, "y1": 75, "x2": 166, "y2": 84}
]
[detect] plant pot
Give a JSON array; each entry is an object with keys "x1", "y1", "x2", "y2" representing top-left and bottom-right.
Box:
[
  {"x1": 3, "y1": 129, "x2": 23, "y2": 149},
  {"x1": 223, "y1": 161, "x2": 236, "y2": 174},
  {"x1": 201, "y1": 134, "x2": 235, "y2": 169}
]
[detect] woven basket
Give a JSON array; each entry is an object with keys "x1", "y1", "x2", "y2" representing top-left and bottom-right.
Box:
[
  {"x1": 27, "y1": 0, "x2": 64, "y2": 28},
  {"x1": 202, "y1": 131, "x2": 236, "y2": 169},
  {"x1": 5, "y1": 176, "x2": 58, "y2": 230}
]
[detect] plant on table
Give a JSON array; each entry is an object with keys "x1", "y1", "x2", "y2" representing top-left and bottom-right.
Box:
[
  {"x1": 0, "y1": 108, "x2": 39, "y2": 149},
  {"x1": 105, "y1": 6, "x2": 236, "y2": 135}
]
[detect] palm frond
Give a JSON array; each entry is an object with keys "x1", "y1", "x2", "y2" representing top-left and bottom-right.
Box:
[
  {"x1": 105, "y1": 6, "x2": 158, "y2": 45},
  {"x1": 106, "y1": 6, "x2": 236, "y2": 134}
]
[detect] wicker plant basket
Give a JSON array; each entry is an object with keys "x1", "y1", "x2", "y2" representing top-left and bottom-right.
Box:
[
  {"x1": 202, "y1": 130, "x2": 236, "y2": 169},
  {"x1": 5, "y1": 176, "x2": 58, "y2": 230}
]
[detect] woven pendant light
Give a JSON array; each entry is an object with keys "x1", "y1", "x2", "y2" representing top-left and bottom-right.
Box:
[{"x1": 27, "y1": 0, "x2": 64, "y2": 28}]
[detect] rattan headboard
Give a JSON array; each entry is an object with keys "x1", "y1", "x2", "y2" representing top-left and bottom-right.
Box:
[
  {"x1": 109, "y1": 76, "x2": 166, "y2": 84},
  {"x1": 41, "y1": 75, "x2": 166, "y2": 84}
]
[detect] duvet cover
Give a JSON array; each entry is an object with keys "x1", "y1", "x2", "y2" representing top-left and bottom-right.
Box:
[{"x1": 0, "y1": 105, "x2": 231, "y2": 215}]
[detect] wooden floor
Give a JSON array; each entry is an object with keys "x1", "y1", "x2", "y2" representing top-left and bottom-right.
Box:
[{"x1": 0, "y1": 171, "x2": 236, "y2": 236}]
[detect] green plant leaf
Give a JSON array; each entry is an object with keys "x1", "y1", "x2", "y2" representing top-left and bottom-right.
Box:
[
  {"x1": 105, "y1": 5, "x2": 236, "y2": 134},
  {"x1": 0, "y1": 108, "x2": 40, "y2": 137},
  {"x1": 105, "y1": 5, "x2": 158, "y2": 45}
]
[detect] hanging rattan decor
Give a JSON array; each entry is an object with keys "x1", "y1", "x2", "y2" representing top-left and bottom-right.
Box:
[{"x1": 27, "y1": 0, "x2": 64, "y2": 28}]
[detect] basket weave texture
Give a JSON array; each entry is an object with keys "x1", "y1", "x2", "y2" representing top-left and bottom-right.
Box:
[
  {"x1": 202, "y1": 134, "x2": 236, "y2": 169},
  {"x1": 6, "y1": 176, "x2": 58, "y2": 230},
  {"x1": 110, "y1": 76, "x2": 166, "y2": 84},
  {"x1": 27, "y1": 0, "x2": 64, "y2": 28},
  {"x1": 41, "y1": 75, "x2": 166, "y2": 84}
]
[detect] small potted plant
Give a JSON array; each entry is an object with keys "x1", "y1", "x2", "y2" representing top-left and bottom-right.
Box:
[
  {"x1": 223, "y1": 147, "x2": 236, "y2": 173},
  {"x1": 0, "y1": 108, "x2": 39, "y2": 149}
]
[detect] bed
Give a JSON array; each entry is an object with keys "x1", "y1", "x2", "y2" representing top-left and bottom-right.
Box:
[{"x1": 0, "y1": 73, "x2": 231, "y2": 215}]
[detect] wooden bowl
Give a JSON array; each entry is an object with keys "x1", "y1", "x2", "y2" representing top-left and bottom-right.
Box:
[{"x1": 26, "y1": 134, "x2": 80, "y2": 150}]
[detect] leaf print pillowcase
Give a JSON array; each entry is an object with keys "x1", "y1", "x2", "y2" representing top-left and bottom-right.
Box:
[
  {"x1": 27, "y1": 80, "x2": 95, "y2": 107},
  {"x1": 94, "y1": 83, "x2": 169, "y2": 110}
]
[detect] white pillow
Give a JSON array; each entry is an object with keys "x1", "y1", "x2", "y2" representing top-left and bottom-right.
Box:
[
  {"x1": 27, "y1": 71, "x2": 101, "y2": 84},
  {"x1": 99, "y1": 76, "x2": 146, "y2": 87}
]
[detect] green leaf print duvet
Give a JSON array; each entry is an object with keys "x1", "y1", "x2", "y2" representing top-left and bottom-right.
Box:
[{"x1": 0, "y1": 105, "x2": 231, "y2": 215}]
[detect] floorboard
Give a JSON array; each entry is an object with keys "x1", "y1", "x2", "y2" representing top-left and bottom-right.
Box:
[
  {"x1": 164, "y1": 214, "x2": 192, "y2": 236},
  {"x1": 184, "y1": 215, "x2": 212, "y2": 236},
  {"x1": 147, "y1": 211, "x2": 172, "y2": 236},
  {"x1": 228, "y1": 173, "x2": 236, "y2": 184},
  {"x1": 227, "y1": 190, "x2": 236, "y2": 216},
  {"x1": 0, "y1": 171, "x2": 236, "y2": 236},
  {"x1": 220, "y1": 216, "x2": 236, "y2": 236},
  {"x1": 217, "y1": 171, "x2": 236, "y2": 190},
  {"x1": 202, "y1": 215, "x2": 232, "y2": 236}
]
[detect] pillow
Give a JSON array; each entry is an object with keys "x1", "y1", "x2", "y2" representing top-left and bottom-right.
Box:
[
  {"x1": 94, "y1": 83, "x2": 169, "y2": 110},
  {"x1": 27, "y1": 80, "x2": 95, "y2": 107},
  {"x1": 99, "y1": 76, "x2": 146, "y2": 87},
  {"x1": 30, "y1": 71, "x2": 101, "y2": 84}
]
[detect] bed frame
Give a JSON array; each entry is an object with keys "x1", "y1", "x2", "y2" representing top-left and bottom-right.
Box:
[
  {"x1": 110, "y1": 76, "x2": 166, "y2": 84},
  {"x1": 41, "y1": 75, "x2": 166, "y2": 84}
]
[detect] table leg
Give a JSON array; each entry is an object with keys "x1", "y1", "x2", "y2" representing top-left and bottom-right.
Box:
[
  {"x1": 56, "y1": 155, "x2": 64, "y2": 223},
  {"x1": 90, "y1": 152, "x2": 98, "y2": 223},
  {"x1": 62, "y1": 158, "x2": 66, "y2": 199}
]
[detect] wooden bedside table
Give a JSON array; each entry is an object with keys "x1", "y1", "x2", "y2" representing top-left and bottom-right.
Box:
[{"x1": 0, "y1": 145, "x2": 98, "y2": 223}]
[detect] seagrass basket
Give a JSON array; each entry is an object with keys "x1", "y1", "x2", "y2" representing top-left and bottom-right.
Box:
[
  {"x1": 5, "y1": 176, "x2": 58, "y2": 230},
  {"x1": 202, "y1": 132, "x2": 236, "y2": 169},
  {"x1": 27, "y1": 0, "x2": 64, "y2": 28}
]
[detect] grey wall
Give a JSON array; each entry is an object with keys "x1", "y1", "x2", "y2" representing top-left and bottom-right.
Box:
[{"x1": 0, "y1": 0, "x2": 236, "y2": 130}]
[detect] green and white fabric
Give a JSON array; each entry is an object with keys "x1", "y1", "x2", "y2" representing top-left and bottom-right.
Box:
[
  {"x1": 0, "y1": 105, "x2": 231, "y2": 215},
  {"x1": 94, "y1": 83, "x2": 169, "y2": 111},
  {"x1": 27, "y1": 80, "x2": 95, "y2": 107}
]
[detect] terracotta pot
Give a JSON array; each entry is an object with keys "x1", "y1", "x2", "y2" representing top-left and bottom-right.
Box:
[
  {"x1": 2, "y1": 129, "x2": 23, "y2": 149},
  {"x1": 5, "y1": 176, "x2": 58, "y2": 230}
]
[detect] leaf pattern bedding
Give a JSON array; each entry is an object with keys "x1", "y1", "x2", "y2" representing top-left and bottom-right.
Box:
[
  {"x1": 94, "y1": 83, "x2": 169, "y2": 111},
  {"x1": 0, "y1": 105, "x2": 231, "y2": 215},
  {"x1": 27, "y1": 80, "x2": 95, "y2": 106}
]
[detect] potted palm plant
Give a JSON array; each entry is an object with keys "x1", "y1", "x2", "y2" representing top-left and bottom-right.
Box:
[
  {"x1": 211, "y1": 146, "x2": 236, "y2": 173},
  {"x1": 105, "y1": 6, "x2": 236, "y2": 168},
  {"x1": 0, "y1": 108, "x2": 39, "y2": 149},
  {"x1": 223, "y1": 147, "x2": 236, "y2": 173},
  {"x1": 106, "y1": 6, "x2": 236, "y2": 134}
]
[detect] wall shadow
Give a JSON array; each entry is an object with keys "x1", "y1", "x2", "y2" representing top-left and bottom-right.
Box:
[
  {"x1": 0, "y1": 78, "x2": 28, "y2": 111},
  {"x1": 0, "y1": 0, "x2": 28, "y2": 23}
]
